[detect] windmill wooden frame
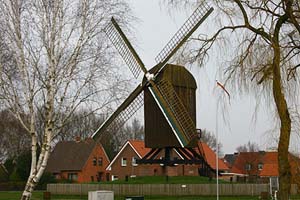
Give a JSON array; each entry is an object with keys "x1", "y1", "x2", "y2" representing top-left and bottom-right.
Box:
[{"x1": 92, "y1": 3, "x2": 215, "y2": 176}]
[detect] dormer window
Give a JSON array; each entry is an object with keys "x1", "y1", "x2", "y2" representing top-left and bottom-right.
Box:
[
  {"x1": 258, "y1": 163, "x2": 263, "y2": 170},
  {"x1": 245, "y1": 163, "x2": 252, "y2": 171},
  {"x1": 121, "y1": 157, "x2": 127, "y2": 166}
]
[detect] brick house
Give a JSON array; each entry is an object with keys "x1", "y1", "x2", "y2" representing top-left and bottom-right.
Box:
[
  {"x1": 46, "y1": 138, "x2": 110, "y2": 183},
  {"x1": 106, "y1": 140, "x2": 228, "y2": 181},
  {"x1": 224, "y1": 151, "x2": 300, "y2": 187},
  {"x1": 198, "y1": 142, "x2": 229, "y2": 173}
]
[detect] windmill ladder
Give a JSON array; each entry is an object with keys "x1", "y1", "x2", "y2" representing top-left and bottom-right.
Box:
[{"x1": 157, "y1": 78, "x2": 196, "y2": 143}]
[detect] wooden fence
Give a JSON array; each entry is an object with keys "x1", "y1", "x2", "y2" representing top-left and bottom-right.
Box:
[{"x1": 47, "y1": 183, "x2": 284, "y2": 196}]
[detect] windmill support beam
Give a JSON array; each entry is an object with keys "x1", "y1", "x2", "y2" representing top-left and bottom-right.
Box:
[{"x1": 136, "y1": 147, "x2": 216, "y2": 178}]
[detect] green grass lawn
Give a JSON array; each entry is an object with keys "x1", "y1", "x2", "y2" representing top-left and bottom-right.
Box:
[
  {"x1": 95, "y1": 176, "x2": 228, "y2": 184},
  {"x1": 0, "y1": 192, "x2": 257, "y2": 200},
  {"x1": 1, "y1": 191, "x2": 300, "y2": 200}
]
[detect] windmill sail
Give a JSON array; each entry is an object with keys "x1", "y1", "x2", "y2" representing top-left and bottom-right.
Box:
[
  {"x1": 154, "y1": 3, "x2": 213, "y2": 72},
  {"x1": 156, "y1": 78, "x2": 196, "y2": 143},
  {"x1": 104, "y1": 17, "x2": 147, "y2": 78},
  {"x1": 97, "y1": 3, "x2": 213, "y2": 148},
  {"x1": 92, "y1": 84, "x2": 144, "y2": 141}
]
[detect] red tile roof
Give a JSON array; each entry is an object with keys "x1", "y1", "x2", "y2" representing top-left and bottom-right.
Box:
[
  {"x1": 229, "y1": 151, "x2": 300, "y2": 177},
  {"x1": 260, "y1": 163, "x2": 278, "y2": 177},
  {"x1": 263, "y1": 152, "x2": 278, "y2": 163},
  {"x1": 230, "y1": 152, "x2": 264, "y2": 175},
  {"x1": 128, "y1": 140, "x2": 151, "y2": 157},
  {"x1": 197, "y1": 142, "x2": 229, "y2": 171},
  {"x1": 259, "y1": 152, "x2": 278, "y2": 177}
]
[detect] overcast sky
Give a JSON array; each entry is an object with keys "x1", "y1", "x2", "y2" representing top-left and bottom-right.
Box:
[{"x1": 125, "y1": 1, "x2": 296, "y2": 154}]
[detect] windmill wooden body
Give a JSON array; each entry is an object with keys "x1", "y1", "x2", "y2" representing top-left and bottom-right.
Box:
[
  {"x1": 92, "y1": 3, "x2": 215, "y2": 176},
  {"x1": 144, "y1": 64, "x2": 197, "y2": 148}
]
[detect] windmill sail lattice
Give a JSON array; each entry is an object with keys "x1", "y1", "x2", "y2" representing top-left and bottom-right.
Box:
[
  {"x1": 106, "y1": 92, "x2": 144, "y2": 133},
  {"x1": 92, "y1": 84, "x2": 144, "y2": 141},
  {"x1": 104, "y1": 18, "x2": 146, "y2": 78},
  {"x1": 93, "y1": 3, "x2": 214, "y2": 148},
  {"x1": 156, "y1": 78, "x2": 196, "y2": 142},
  {"x1": 155, "y1": 3, "x2": 213, "y2": 66}
]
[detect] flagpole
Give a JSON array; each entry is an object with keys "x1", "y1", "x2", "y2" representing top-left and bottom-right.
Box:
[
  {"x1": 215, "y1": 80, "x2": 230, "y2": 200},
  {"x1": 216, "y1": 98, "x2": 219, "y2": 200}
]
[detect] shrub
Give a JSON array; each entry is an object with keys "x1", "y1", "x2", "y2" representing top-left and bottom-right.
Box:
[
  {"x1": 0, "y1": 166, "x2": 9, "y2": 182},
  {"x1": 36, "y1": 172, "x2": 57, "y2": 190},
  {"x1": 0, "y1": 181, "x2": 26, "y2": 191}
]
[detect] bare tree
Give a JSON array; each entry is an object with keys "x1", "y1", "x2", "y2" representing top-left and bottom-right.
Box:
[
  {"x1": 0, "y1": 109, "x2": 30, "y2": 162},
  {"x1": 200, "y1": 129, "x2": 223, "y2": 155},
  {"x1": 49, "y1": 109, "x2": 105, "y2": 141},
  {"x1": 165, "y1": 0, "x2": 299, "y2": 198},
  {"x1": 124, "y1": 118, "x2": 144, "y2": 140},
  {"x1": 0, "y1": 0, "x2": 132, "y2": 199},
  {"x1": 236, "y1": 141, "x2": 260, "y2": 152}
]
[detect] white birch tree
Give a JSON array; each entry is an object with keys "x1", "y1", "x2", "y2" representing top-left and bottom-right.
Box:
[{"x1": 0, "y1": 0, "x2": 132, "y2": 199}]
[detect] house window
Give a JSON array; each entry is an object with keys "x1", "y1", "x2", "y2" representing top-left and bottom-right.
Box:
[
  {"x1": 258, "y1": 163, "x2": 263, "y2": 170},
  {"x1": 132, "y1": 157, "x2": 138, "y2": 166},
  {"x1": 245, "y1": 163, "x2": 252, "y2": 171},
  {"x1": 53, "y1": 173, "x2": 60, "y2": 179},
  {"x1": 91, "y1": 176, "x2": 94, "y2": 182},
  {"x1": 112, "y1": 175, "x2": 118, "y2": 181},
  {"x1": 68, "y1": 173, "x2": 78, "y2": 181},
  {"x1": 93, "y1": 157, "x2": 97, "y2": 166},
  {"x1": 121, "y1": 157, "x2": 127, "y2": 166},
  {"x1": 98, "y1": 157, "x2": 103, "y2": 166}
]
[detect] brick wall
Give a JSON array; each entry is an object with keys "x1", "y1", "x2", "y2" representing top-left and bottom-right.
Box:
[
  {"x1": 79, "y1": 144, "x2": 110, "y2": 183},
  {"x1": 109, "y1": 145, "x2": 201, "y2": 180}
]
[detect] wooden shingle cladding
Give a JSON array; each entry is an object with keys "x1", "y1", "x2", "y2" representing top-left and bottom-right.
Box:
[{"x1": 46, "y1": 139, "x2": 110, "y2": 183}]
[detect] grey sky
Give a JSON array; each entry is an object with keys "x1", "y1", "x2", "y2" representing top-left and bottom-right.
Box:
[{"x1": 126, "y1": 1, "x2": 287, "y2": 154}]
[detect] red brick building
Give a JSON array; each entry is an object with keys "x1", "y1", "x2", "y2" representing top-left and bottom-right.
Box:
[
  {"x1": 106, "y1": 140, "x2": 228, "y2": 181},
  {"x1": 46, "y1": 138, "x2": 110, "y2": 183},
  {"x1": 224, "y1": 151, "x2": 300, "y2": 187}
]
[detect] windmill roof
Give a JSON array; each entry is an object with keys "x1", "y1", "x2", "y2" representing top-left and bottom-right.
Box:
[
  {"x1": 145, "y1": 64, "x2": 197, "y2": 89},
  {"x1": 46, "y1": 139, "x2": 100, "y2": 173}
]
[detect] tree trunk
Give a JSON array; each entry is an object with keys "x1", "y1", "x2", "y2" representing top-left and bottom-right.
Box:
[
  {"x1": 20, "y1": 135, "x2": 51, "y2": 200},
  {"x1": 21, "y1": 119, "x2": 53, "y2": 200},
  {"x1": 272, "y1": 40, "x2": 292, "y2": 200},
  {"x1": 21, "y1": 176, "x2": 36, "y2": 200}
]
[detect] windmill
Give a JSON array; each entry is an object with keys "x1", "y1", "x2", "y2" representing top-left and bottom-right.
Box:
[{"x1": 92, "y1": 3, "x2": 214, "y2": 175}]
